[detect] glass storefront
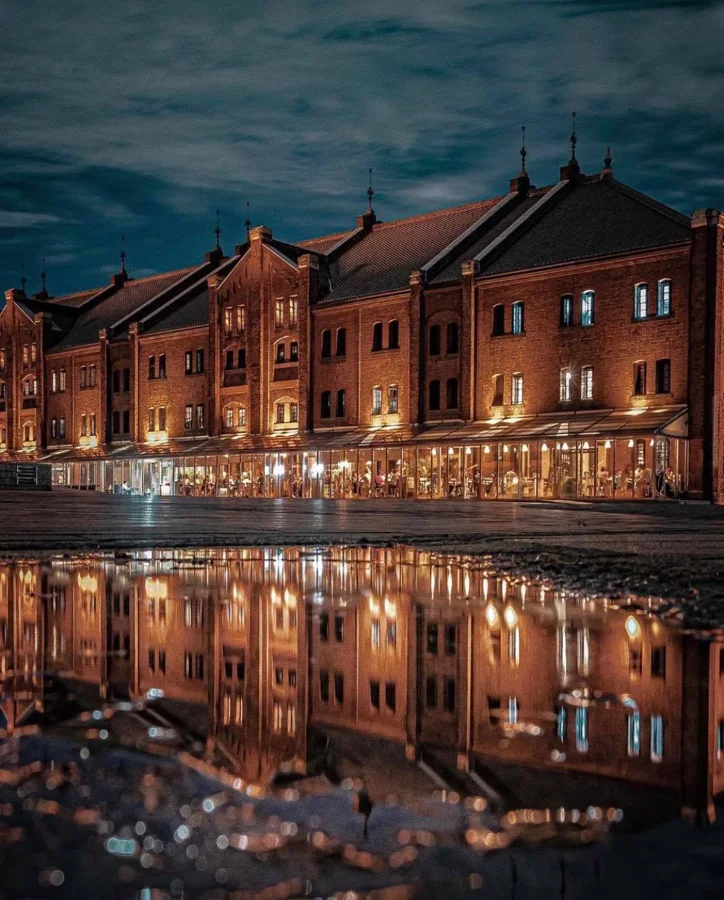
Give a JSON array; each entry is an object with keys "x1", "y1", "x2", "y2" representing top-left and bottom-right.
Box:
[{"x1": 49, "y1": 435, "x2": 688, "y2": 501}]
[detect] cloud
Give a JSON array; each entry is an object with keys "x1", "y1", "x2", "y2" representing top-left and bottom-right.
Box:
[
  {"x1": 1, "y1": 0, "x2": 724, "y2": 294},
  {"x1": 0, "y1": 211, "x2": 62, "y2": 228}
]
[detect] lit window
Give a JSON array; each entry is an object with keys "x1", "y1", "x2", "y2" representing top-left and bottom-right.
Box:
[
  {"x1": 492, "y1": 374, "x2": 503, "y2": 406},
  {"x1": 508, "y1": 696, "x2": 519, "y2": 725},
  {"x1": 512, "y1": 301, "x2": 524, "y2": 335},
  {"x1": 31, "y1": 343, "x2": 37, "y2": 363},
  {"x1": 275, "y1": 299, "x2": 284, "y2": 326},
  {"x1": 372, "y1": 386, "x2": 382, "y2": 416},
  {"x1": 239, "y1": 406, "x2": 247, "y2": 427},
  {"x1": 185, "y1": 351, "x2": 193, "y2": 375},
  {"x1": 184, "y1": 405, "x2": 193, "y2": 429},
  {"x1": 633, "y1": 361, "x2": 647, "y2": 396},
  {"x1": 581, "y1": 290, "x2": 595, "y2": 326},
  {"x1": 634, "y1": 283, "x2": 648, "y2": 320},
  {"x1": 290, "y1": 403, "x2": 298, "y2": 423},
  {"x1": 289, "y1": 296, "x2": 298, "y2": 326},
  {"x1": 388, "y1": 385, "x2": 398, "y2": 414},
  {"x1": 236, "y1": 305, "x2": 246, "y2": 333},
  {"x1": 559, "y1": 368, "x2": 572, "y2": 401},
  {"x1": 370, "y1": 620, "x2": 380, "y2": 648},
  {"x1": 276, "y1": 402, "x2": 285, "y2": 424},
  {"x1": 511, "y1": 373, "x2": 523, "y2": 405},
  {"x1": 657, "y1": 279, "x2": 672, "y2": 317},
  {"x1": 580, "y1": 365, "x2": 593, "y2": 400},
  {"x1": 627, "y1": 711, "x2": 641, "y2": 756},
  {"x1": 196, "y1": 404, "x2": 204, "y2": 429},
  {"x1": 59, "y1": 368, "x2": 66, "y2": 392},
  {"x1": 225, "y1": 407, "x2": 234, "y2": 428},
  {"x1": 224, "y1": 308, "x2": 232, "y2": 336},
  {"x1": 51, "y1": 370, "x2": 57, "y2": 393},
  {"x1": 556, "y1": 706, "x2": 567, "y2": 741},
  {"x1": 158, "y1": 408, "x2": 165, "y2": 431},
  {"x1": 650, "y1": 714, "x2": 664, "y2": 762},
  {"x1": 22, "y1": 345, "x2": 29, "y2": 365},
  {"x1": 148, "y1": 408, "x2": 155, "y2": 432}
]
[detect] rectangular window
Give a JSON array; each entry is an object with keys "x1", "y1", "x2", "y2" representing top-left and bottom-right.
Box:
[
  {"x1": 122, "y1": 410, "x2": 130, "y2": 433},
  {"x1": 158, "y1": 407, "x2": 166, "y2": 431},
  {"x1": 657, "y1": 279, "x2": 672, "y2": 317},
  {"x1": 446, "y1": 378, "x2": 458, "y2": 409},
  {"x1": 656, "y1": 358, "x2": 671, "y2": 394},
  {"x1": 581, "y1": 365, "x2": 593, "y2": 400},
  {"x1": 388, "y1": 319, "x2": 400, "y2": 350},
  {"x1": 560, "y1": 294, "x2": 573, "y2": 327},
  {"x1": 492, "y1": 374, "x2": 503, "y2": 407},
  {"x1": 226, "y1": 350, "x2": 234, "y2": 370},
  {"x1": 51, "y1": 370, "x2": 57, "y2": 393},
  {"x1": 90, "y1": 364, "x2": 97, "y2": 386},
  {"x1": 627, "y1": 711, "x2": 641, "y2": 757},
  {"x1": 335, "y1": 615, "x2": 344, "y2": 642},
  {"x1": 237, "y1": 305, "x2": 246, "y2": 333},
  {"x1": 226, "y1": 407, "x2": 234, "y2": 428},
  {"x1": 488, "y1": 695, "x2": 501, "y2": 725},
  {"x1": 289, "y1": 296, "x2": 298, "y2": 326},
  {"x1": 581, "y1": 290, "x2": 595, "y2": 326},
  {"x1": 275, "y1": 299, "x2": 285, "y2": 327},
  {"x1": 276, "y1": 343, "x2": 285, "y2": 364},
  {"x1": 386, "y1": 621, "x2": 397, "y2": 647},
  {"x1": 113, "y1": 411, "x2": 120, "y2": 434},
  {"x1": 634, "y1": 362, "x2": 647, "y2": 396},
  {"x1": 51, "y1": 418, "x2": 57, "y2": 439},
  {"x1": 185, "y1": 405, "x2": 193, "y2": 429},
  {"x1": 148, "y1": 648, "x2": 156, "y2": 672},
  {"x1": 196, "y1": 404, "x2": 204, "y2": 429},
  {"x1": 634, "y1": 283, "x2": 648, "y2": 320},
  {"x1": 321, "y1": 330, "x2": 331, "y2": 359},
  {"x1": 336, "y1": 389, "x2": 346, "y2": 418},
  {"x1": 31, "y1": 343, "x2": 36, "y2": 363},
  {"x1": 195, "y1": 349, "x2": 204, "y2": 373},
  {"x1": 560, "y1": 368, "x2": 572, "y2": 401},
  {"x1": 428, "y1": 380, "x2": 440, "y2": 411},
  {"x1": 651, "y1": 646, "x2": 667, "y2": 678},
  {"x1": 388, "y1": 385, "x2": 398, "y2": 414},
  {"x1": 385, "y1": 682, "x2": 396, "y2": 712},
  {"x1": 148, "y1": 408, "x2": 155, "y2": 432},
  {"x1": 508, "y1": 695, "x2": 519, "y2": 725},
  {"x1": 224, "y1": 308, "x2": 232, "y2": 336},
  {"x1": 60, "y1": 368, "x2": 67, "y2": 392},
  {"x1": 185, "y1": 351, "x2": 193, "y2": 375},
  {"x1": 426, "y1": 676, "x2": 437, "y2": 709},
  {"x1": 319, "y1": 612, "x2": 329, "y2": 641},
  {"x1": 276, "y1": 402, "x2": 285, "y2": 424},
  {"x1": 443, "y1": 677, "x2": 456, "y2": 712},
  {"x1": 650, "y1": 714, "x2": 664, "y2": 762},
  {"x1": 80, "y1": 415, "x2": 87, "y2": 438},
  {"x1": 158, "y1": 354, "x2": 166, "y2": 379},
  {"x1": 718, "y1": 721, "x2": 724, "y2": 758},
  {"x1": 629, "y1": 646, "x2": 643, "y2": 675},
  {"x1": 290, "y1": 341, "x2": 298, "y2": 362},
  {"x1": 370, "y1": 680, "x2": 380, "y2": 710},
  {"x1": 80, "y1": 366, "x2": 87, "y2": 388},
  {"x1": 334, "y1": 672, "x2": 344, "y2": 704},
  {"x1": 512, "y1": 301, "x2": 524, "y2": 334},
  {"x1": 336, "y1": 328, "x2": 346, "y2": 357},
  {"x1": 444, "y1": 624, "x2": 456, "y2": 656},
  {"x1": 372, "y1": 387, "x2": 382, "y2": 416},
  {"x1": 511, "y1": 373, "x2": 523, "y2": 405},
  {"x1": 492, "y1": 305, "x2": 505, "y2": 336},
  {"x1": 429, "y1": 324, "x2": 441, "y2": 355},
  {"x1": 427, "y1": 623, "x2": 439, "y2": 654},
  {"x1": 290, "y1": 402, "x2": 298, "y2": 423},
  {"x1": 446, "y1": 321, "x2": 459, "y2": 354},
  {"x1": 321, "y1": 391, "x2": 331, "y2": 419},
  {"x1": 123, "y1": 368, "x2": 130, "y2": 392},
  {"x1": 148, "y1": 356, "x2": 155, "y2": 380},
  {"x1": 184, "y1": 652, "x2": 193, "y2": 679},
  {"x1": 372, "y1": 322, "x2": 383, "y2": 352}
]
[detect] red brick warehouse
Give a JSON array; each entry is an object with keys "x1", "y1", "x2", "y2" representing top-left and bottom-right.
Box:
[{"x1": 1, "y1": 144, "x2": 722, "y2": 502}]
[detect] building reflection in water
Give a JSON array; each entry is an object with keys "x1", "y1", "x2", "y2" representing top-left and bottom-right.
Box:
[{"x1": 1, "y1": 547, "x2": 721, "y2": 822}]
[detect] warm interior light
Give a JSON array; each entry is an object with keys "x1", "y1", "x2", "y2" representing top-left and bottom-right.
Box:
[
  {"x1": 561, "y1": 442, "x2": 569, "y2": 451},
  {"x1": 649, "y1": 439, "x2": 655, "y2": 447},
  {"x1": 628, "y1": 439, "x2": 635, "y2": 448},
  {"x1": 625, "y1": 615, "x2": 641, "y2": 639},
  {"x1": 503, "y1": 605, "x2": 518, "y2": 628},
  {"x1": 604, "y1": 440, "x2": 612, "y2": 449},
  {"x1": 465, "y1": 447, "x2": 472, "y2": 455},
  {"x1": 582, "y1": 441, "x2": 589, "y2": 450},
  {"x1": 448, "y1": 447, "x2": 454, "y2": 455},
  {"x1": 541, "y1": 442, "x2": 548, "y2": 452},
  {"x1": 485, "y1": 603, "x2": 499, "y2": 627},
  {"x1": 483, "y1": 445, "x2": 490, "y2": 454}
]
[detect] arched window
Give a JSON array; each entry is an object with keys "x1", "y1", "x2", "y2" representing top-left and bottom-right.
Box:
[
  {"x1": 657, "y1": 279, "x2": 672, "y2": 317},
  {"x1": 429, "y1": 324, "x2": 441, "y2": 356},
  {"x1": 581, "y1": 290, "x2": 595, "y2": 326},
  {"x1": 446, "y1": 322, "x2": 459, "y2": 354},
  {"x1": 275, "y1": 342, "x2": 286, "y2": 364},
  {"x1": 0, "y1": 381, "x2": 5, "y2": 400},
  {"x1": 23, "y1": 421, "x2": 34, "y2": 443},
  {"x1": 372, "y1": 322, "x2": 383, "y2": 352},
  {"x1": 492, "y1": 304, "x2": 505, "y2": 336},
  {"x1": 321, "y1": 329, "x2": 332, "y2": 359},
  {"x1": 388, "y1": 320, "x2": 399, "y2": 350},
  {"x1": 372, "y1": 386, "x2": 382, "y2": 416},
  {"x1": 634, "y1": 283, "x2": 648, "y2": 320},
  {"x1": 336, "y1": 389, "x2": 346, "y2": 418},
  {"x1": 560, "y1": 294, "x2": 573, "y2": 327},
  {"x1": 446, "y1": 378, "x2": 459, "y2": 409},
  {"x1": 429, "y1": 380, "x2": 440, "y2": 411},
  {"x1": 321, "y1": 391, "x2": 332, "y2": 419},
  {"x1": 225, "y1": 350, "x2": 234, "y2": 370}
]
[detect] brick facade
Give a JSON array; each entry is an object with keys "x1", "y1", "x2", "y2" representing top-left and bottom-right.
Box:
[{"x1": 2, "y1": 164, "x2": 724, "y2": 500}]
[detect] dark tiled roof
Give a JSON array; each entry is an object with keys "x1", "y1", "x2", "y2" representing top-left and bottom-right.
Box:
[
  {"x1": 482, "y1": 177, "x2": 691, "y2": 277},
  {"x1": 298, "y1": 229, "x2": 356, "y2": 254},
  {"x1": 142, "y1": 256, "x2": 239, "y2": 336},
  {"x1": 321, "y1": 198, "x2": 504, "y2": 302},
  {"x1": 49, "y1": 267, "x2": 198, "y2": 351},
  {"x1": 430, "y1": 190, "x2": 549, "y2": 284},
  {"x1": 46, "y1": 287, "x2": 104, "y2": 308}
]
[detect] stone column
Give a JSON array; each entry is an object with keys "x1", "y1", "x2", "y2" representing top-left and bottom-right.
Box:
[
  {"x1": 409, "y1": 271, "x2": 424, "y2": 426},
  {"x1": 461, "y1": 261, "x2": 477, "y2": 422},
  {"x1": 207, "y1": 273, "x2": 222, "y2": 436},
  {"x1": 297, "y1": 254, "x2": 318, "y2": 433}
]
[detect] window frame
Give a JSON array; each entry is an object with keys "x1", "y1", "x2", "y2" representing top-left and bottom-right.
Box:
[
  {"x1": 633, "y1": 283, "x2": 649, "y2": 321},
  {"x1": 511, "y1": 372, "x2": 524, "y2": 405},
  {"x1": 580, "y1": 289, "x2": 595, "y2": 327},
  {"x1": 511, "y1": 301, "x2": 524, "y2": 335}
]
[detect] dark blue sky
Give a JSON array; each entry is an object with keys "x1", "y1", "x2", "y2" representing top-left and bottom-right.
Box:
[{"x1": 2, "y1": 0, "x2": 723, "y2": 297}]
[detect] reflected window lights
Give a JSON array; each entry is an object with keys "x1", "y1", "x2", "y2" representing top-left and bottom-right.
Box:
[
  {"x1": 576, "y1": 628, "x2": 590, "y2": 676},
  {"x1": 508, "y1": 696, "x2": 519, "y2": 725},
  {"x1": 370, "y1": 619, "x2": 380, "y2": 649},
  {"x1": 627, "y1": 711, "x2": 641, "y2": 757},
  {"x1": 575, "y1": 707, "x2": 589, "y2": 753},
  {"x1": 650, "y1": 714, "x2": 664, "y2": 762},
  {"x1": 556, "y1": 706, "x2": 567, "y2": 742},
  {"x1": 508, "y1": 626, "x2": 520, "y2": 667}
]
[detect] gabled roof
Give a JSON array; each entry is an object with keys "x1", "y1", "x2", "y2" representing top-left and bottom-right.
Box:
[
  {"x1": 319, "y1": 197, "x2": 504, "y2": 303},
  {"x1": 481, "y1": 176, "x2": 691, "y2": 277},
  {"x1": 49, "y1": 267, "x2": 198, "y2": 351}
]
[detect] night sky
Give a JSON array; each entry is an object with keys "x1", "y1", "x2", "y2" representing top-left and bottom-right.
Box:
[{"x1": 2, "y1": 0, "x2": 723, "y2": 298}]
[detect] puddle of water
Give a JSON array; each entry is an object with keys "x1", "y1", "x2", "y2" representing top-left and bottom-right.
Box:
[{"x1": 0, "y1": 546, "x2": 720, "y2": 896}]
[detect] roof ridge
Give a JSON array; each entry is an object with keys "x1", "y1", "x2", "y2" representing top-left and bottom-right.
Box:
[
  {"x1": 369, "y1": 196, "x2": 505, "y2": 232},
  {"x1": 298, "y1": 228, "x2": 354, "y2": 247},
  {"x1": 604, "y1": 178, "x2": 691, "y2": 227}
]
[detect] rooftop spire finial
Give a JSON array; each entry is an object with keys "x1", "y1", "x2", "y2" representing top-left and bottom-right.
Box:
[
  {"x1": 604, "y1": 146, "x2": 612, "y2": 170},
  {"x1": 120, "y1": 235, "x2": 127, "y2": 274},
  {"x1": 367, "y1": 166, "x2": 374, "y2": 213},
  {"x1": 520, "y1": 125, "x2": 527, "y2": 175},
  {"x1": 21, "y1": 259, "x2": 27, "y2": 295},
  {"x1": 214, "y1": 209, "x2": 221, "y2": 250},
  {"x1": 245, "y1": 201, "x2": 251, "y2": 241},
  {"x1": 41, "y1": 257, "x2": 47, "y2": 293},
  {"x1": 570, "y1": 110, "x2": 577, "y2": 163}
]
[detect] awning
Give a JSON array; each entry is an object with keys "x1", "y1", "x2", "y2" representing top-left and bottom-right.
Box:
[{"x1": 37, "y1": 406, "x2": 687, "y2": 463}]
